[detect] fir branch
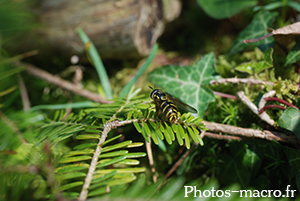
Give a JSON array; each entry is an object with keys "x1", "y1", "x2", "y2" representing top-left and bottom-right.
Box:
[{"x1": 78, "y1": 119, "x2": 138, "y2": 201}]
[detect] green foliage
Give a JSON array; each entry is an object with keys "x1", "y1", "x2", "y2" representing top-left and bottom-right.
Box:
[
  {"x1": 229, "y1": 11, "x2": 278, "y2": 57},
  {"x1": 78, "y1": 28, "x2": 113, "y2": 99},
  {"x1": 278, "y1": 107, "x2": 300, "y2": 138},
  {"x1": 265, "y1": 78, "x2": 299, "y2": 102},
  {"x1": 119, "y1": 44, "x2": 158, "y2": 98},
  {"x1": 147, "y1": 52, "x2": 219, "y2": 117},
  {"x1": 235, "y1": 48, "x2": 274, "y2": 76},
  {"x1": 4, "y1": 0, "x2": 300, "y2": 200},
  {"x1": 197, "y1": 0, "x2": 258, "y2": 19}
]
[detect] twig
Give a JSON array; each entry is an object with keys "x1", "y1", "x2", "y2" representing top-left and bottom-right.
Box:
[
  {"x1": 18, "y1": 62, "x2": 112, "y2": 104},
  {"x1": 213, "y1": 91, "x2": 237, "y2": 100},
  {"x1": 78, "y1": 119, "x2": 138, "y2": 201},
  {"x1": 210, "y1": 77, "x2": 273, "y2": 86},
  {"x1": 203, "y1": 121, "x2": 300, "y2": 144},
  {"x1": 237, "y1": 91, "x2": 275, "y2": 126},
  {"x1": 264, "y1": 97, "x2": 299, "y2": 109},
  {"x1": 204, "y1": 132, "x2": 248, "y2": 141},
  {"x1": 165, "y1": 142, "x2": 199, "y2": 179},
  {"x1": 18, "y1": 73, "x2": 31, "y2": 111},
  {"x1": 146, "y1": 139, "x2": 157, "y2": 183}
]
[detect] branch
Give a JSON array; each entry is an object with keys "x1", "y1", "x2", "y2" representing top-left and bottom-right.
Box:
[
  {"x1": 203, "y1": 121, "x2": 300, "y2": 144},
  {"x1": 18, "y1": 73, "x2": 31, "y2": 111},
  {"x1": 78, "y1": 119, "x2": 138, "y2": 201},
  {"x1": 18, "y1": 62, "x2": 112, "y2": 104},
  {"x1": 237, "y1": 91, "x2": 275, "y2": 126},
  {"x1": 210, "y1": 77, "x2": 274, "y2": 85}
]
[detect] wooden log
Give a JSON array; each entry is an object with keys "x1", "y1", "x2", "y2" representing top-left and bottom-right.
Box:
[{"x1": 27, "y1": 0, "x2": 181, "y2": 60}]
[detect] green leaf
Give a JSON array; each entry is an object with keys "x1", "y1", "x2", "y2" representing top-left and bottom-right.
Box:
[
  {"x1": 278, "y1": 107, "x2": 300, "y2": 139},
  {"x1": 101, "y1": 134, "x2": 123, "y2": 146},
  {"x1": 119, "y1": 44, "x2": 158, "y2": 98},
  {"x1": 65, "y1": 149, "x2": 95, "y2": 157},
  {"x1": 196, "y1": 0, "x2": 257, "y2": 19},
  {"x1": 285, "y1": 42, "x2": 300, "y2": 66},
  {"x1": 88, "y1": 187, "x2": 107, "y2": 197},
  {"x1": 75, "y1": 134, "x2": 100, "y2": 140},
  {"x1": 99, "y1": 175, "x2": 136, "y2": 187},
  {"x1": 228, "y1": 11, "x2": 278, "y2": 57},
  {"x1": 55, "y1": 163, "x2": 89, "y2": 174},
  {"x1": 95, "y1": 167, "x2": 146, "y2": 174},
  {"x1": 117, "y1": 159, "x2": 140, "y2": 165},
  {"x1": 0, "y1": 67, "x2": 26, "y2": 80},
  {"x1": 177, "y1": 124, "x2": 185, "y2": 139},
  {"x1": 191, "y1": 126, "x2": 204, "y2": 146},
  {"x1": 102, "y1": 141, "x2": 133, "y2": 152},
  {"x1": 59, "y1": 155, "x2": 92, "y2": 163},
  {"x1": 127, "y1": 142, "x2": 144, "y2": 148},
  {"x1": 164, "y1": 122, "x2": 175, "y2": 141},
  {"x1": 141, "y1": 121, "x2": 151, "y2": 136},
  {"x1": 97, "y1": 155, "x2": 127, "y2": 168},
  {"x1": 162, "y1": 123, "x2": 172, "y2": 145},
  {"x1": 148, "y1": 52, "x2": 218, "y2": 117},
  {"x1": 219, "y1": 154, "x2": 250, "y2": 188},
  {"x1": 61, "y1": 181, "x2": 84, "y2": 191},
  {"x1": 124, "y1": 152, "x2": 146, "y2": 158},
  {"x1": 99, "y1": 150, "x2": 128, "y2": 158},
  {"x1": 149, "y1": 121, "x2": 164, "y2": 140},
  {"x1": 243, "y1": 146, "x2": 263, "y2": 177},
  {"x1": 172, "y1": 124, "x2": 183, "y2": 146},
  {"x1": 183, "y1": 129, "x2": 190, "y2": 149},
  {"x1": 133, "y1": 122, "x2": 142, "y2": 133},
  {"x1": 74, "y1": 143, "x2": 97, "y2": 150},
  {"x1": 148, "y1": 124, "x2": 159, "y2": 145},
  {"x1": 78, "y1": 28, "x2": 112, "y2": 99},
  {"x1": 57, "y1": 172, "x2": 86, "y2": 180},
  {"x1": 287, "y1": 1, "x2": 300, "y2": 12},
  {"x1": 185, "y1": 124, "x2": 199, "y2": 144}
]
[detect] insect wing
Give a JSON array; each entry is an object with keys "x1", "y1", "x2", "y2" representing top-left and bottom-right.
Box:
[{"x1": 168, "y1": 96, "x2": 197, "y2": 114}]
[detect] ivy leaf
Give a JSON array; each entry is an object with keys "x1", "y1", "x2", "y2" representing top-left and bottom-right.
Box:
[
  {"x1": 285, "y1": 42, "x2": 300, "y2": 66},
  {"x1": 147, "y1": 52, "x2": 218, "y2": 117},
  {"x1": 196, "y1": 0, "x2": 257, "y2": 19},
  {"x1": 278, "y1": 107, "x2": 300, "y2": 139},
  {"x1": 228, "y1": 11, "x2": 278, "y2": 57}
]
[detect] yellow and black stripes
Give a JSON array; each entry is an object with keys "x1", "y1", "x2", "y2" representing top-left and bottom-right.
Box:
[
  {"x1": 160, "y1": 100, "x2": 178, "y2": 123},
  {"x1": 149, "y1": 87, "x2": 178, "y2": 124}
]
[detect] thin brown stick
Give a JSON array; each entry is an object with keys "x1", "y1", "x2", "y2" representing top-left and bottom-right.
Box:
[
  {"x1": 165, "y1": 142, "x2": 199, "y2": 179},
  {"x1": 18, "y1": 62, "x2": 112, "y2": 104},
  {"x1": 18, "y1": 73, "x2": 31, "y2": 111},
  {"x1": 146, "y1": 139, "x2": 157, "y2": 183},
  {"x1": 78, "y1": 119, "x2": 139, "y2": 201},
  {"x1": 213, "y1": 91, "x2": 237, "y2": 100}
]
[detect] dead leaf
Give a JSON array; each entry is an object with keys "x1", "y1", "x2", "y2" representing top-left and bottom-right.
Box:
[{"x1": 244, "y1": 22, "x2": 300, "y2": 44}]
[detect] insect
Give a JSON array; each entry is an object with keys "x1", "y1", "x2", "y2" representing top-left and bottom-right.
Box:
[{"x1": 149, "y1": 86, "x2": 197, "y2": 123}]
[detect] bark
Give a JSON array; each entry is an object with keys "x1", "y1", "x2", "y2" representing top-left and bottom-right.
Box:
[{"x1": 26, "y1": 0, "x2": 181, "y2": 60}]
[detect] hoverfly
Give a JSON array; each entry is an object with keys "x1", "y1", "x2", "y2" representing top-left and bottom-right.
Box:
[{"x1": 149, "y1": 86, "x2": 197, "y2": 123}]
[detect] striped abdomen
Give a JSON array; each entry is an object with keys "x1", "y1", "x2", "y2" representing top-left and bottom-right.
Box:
[{"x1": 160, "y1": 100, "x2": 178, "y2": 123}]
